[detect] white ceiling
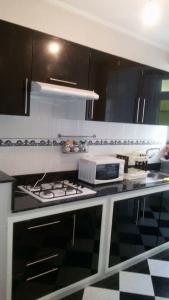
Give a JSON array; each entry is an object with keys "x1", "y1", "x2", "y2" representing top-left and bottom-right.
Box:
[{"x1": 49, "y1": 0, "x2": 169, "y2": 51}]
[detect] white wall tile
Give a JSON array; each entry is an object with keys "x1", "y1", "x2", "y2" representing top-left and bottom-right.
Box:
[{"x1": 0, "y1": 96, "x2": 168, "y2": 175}]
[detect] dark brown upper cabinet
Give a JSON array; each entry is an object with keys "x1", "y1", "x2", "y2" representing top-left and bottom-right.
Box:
[
  {"x1": 0, "y1": 20, "x2": 32, "y2": 116},
  {"x1": 86, "y1": 49, "x2": 142, "y2": 123},
  {"x1": 32, "y1": 31, "x2": 90, "y2": 90},
  {"x1": 136, "y1": 67, "x2": 168, "y2": 125},
  {"x1": 1, "y1": 19, "x2": 169, "y2": 124},
  {"x1": 87, "y1": 49, "x2": 169, "y2": 125}
]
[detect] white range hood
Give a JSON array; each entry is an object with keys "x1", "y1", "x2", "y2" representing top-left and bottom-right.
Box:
[{"x1": 31, "y1": 81, "x2": 99, "y2": 100}]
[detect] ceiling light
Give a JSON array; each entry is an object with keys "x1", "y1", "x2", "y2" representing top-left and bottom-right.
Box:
[
  {"x1": 142, "y1": 0, "x2": 160, "y2": 27},
  {"x1": 48, "y1": 42, "x2": 60, "y2": 54}
]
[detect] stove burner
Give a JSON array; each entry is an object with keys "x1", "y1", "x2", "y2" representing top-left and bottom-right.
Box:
[
  {"x1": 38, "y1": 190, "x2": 54, "y2": 199},
  {"x1": 51, "y1": 181, "x2": 64, "y2": 189},
  {"x1": 41, "y1": 183, "x2": 52, "y2": 190},
  {"x1": 65, "y1": 185, "x2": 79, "y2": 195},
  {"x1": 27, "y1": 185, "x2": 41, "y2": 192}
]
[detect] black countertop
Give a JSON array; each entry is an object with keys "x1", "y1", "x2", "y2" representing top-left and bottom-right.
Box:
[
  {"x1": 0, "y1": 170, "x2": 14, "y2": 183},
  {"x1": 12, "y1": 171, "x2": 169, "y2": 213}
]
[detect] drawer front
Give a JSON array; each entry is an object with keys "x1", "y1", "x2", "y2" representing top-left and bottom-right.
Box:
[
  {"x1": 13, "y1": 213, "x2": 74, "y2": 300},
  {"x1": 13, "y1": 213, "x2": 73, "y2": 264},
  {"x1": 13, "y1": 265, "x2": 60, "y2": 300},
  {"x1": 12, "y1": 205, "x2": 103, "y2": 300}
]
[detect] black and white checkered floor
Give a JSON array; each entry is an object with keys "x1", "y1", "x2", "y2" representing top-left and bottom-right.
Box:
[{"x1": 64, "y1": 248, "x2": 169, "y2": 300}]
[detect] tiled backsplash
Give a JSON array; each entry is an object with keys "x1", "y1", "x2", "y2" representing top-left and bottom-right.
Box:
[{"x1": 0, "y1": 95, "x2": 167, "y2": 175}]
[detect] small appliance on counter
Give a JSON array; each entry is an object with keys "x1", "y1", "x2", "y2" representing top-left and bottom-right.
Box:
[
  {"x1": 78, "y1": 156, "x2": 125, "y2": 185},
  {"x1": 117, "y1": 152, "x2": 148, "y2": 171},
  {"x1": 116, "y1": 152, "x2": 149, "y2": 180}
]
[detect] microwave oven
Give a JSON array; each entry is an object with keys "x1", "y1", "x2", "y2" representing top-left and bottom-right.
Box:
[{"x1": 78, "y1": 156, "x2": 125, "y2": 185}]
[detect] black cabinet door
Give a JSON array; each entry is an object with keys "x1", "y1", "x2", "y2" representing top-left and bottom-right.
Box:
[
  {"x1": 158, "y1": 75, "x2": 169, "y2": 126},
  {"x1": 109, "y1": 194, "x2": 162, "y2": 268},
  {"x1": 109, "y1": 198, "x2": 144, "y2": 267},
  {"x1": 12, "y1": 205, "x2": 102, "y2": 300},
  {"x1": 56, "y1": 205, "x2": 102, "y2": 288},
  {"x1": 87, "y1": 49, "x2": 142, "y2": 123},
  {"x1": 32, "y1": 31, "x2": 90, "y2": 90},
  {"x1": 137, "y1": 193, "x2": 162, "y2": 251},
  {"x1": 158, "y1": 191, "x2": 169, "y2": 246},
  {"x1": 0, "y1": 20, "x2": 32, "y2": 116},
  {"x1": 134, "y1": 66, "x2": 169, "y2": 125},
  {"x1": 137, "y1": 67, "x2": 164, "y2": 125}
]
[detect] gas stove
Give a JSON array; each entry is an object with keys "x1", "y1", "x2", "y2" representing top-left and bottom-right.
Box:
[{"x1": 18, "y1": 180, "x2": 96, "y2": 202}]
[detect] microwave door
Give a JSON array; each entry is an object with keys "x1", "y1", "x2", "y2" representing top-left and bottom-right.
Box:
[{"x1": 96, "y1": 164, "x2": 120, "y2": 181}]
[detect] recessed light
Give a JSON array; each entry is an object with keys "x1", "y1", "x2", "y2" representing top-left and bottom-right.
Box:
[
  {"x1": 142, "y1": 0, "x2": 160, "y2": 27},
  {"x1": 48, "y1": 42, "x2": 60, "y2": 54}
]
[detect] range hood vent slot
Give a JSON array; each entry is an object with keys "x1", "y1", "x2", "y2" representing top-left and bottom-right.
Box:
[{"x1": 31, "y1": 81, "x2": 99, "y2": 100}]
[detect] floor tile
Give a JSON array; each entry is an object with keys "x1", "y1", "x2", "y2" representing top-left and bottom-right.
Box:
[
  {"x1": 82, "y1": 287, "x2": 119, "y2": 300},
  {"x1": 125, "y1": 260, "x2": 150, "y2": 274},
  {"x1": 152, "y1": 276, "x2": 169, "y2": 298},
  {"x1": 93, "y1": 273, "x2": 119, "y2": 290},
  {"x1": 148, "y1": 259, "x2": 169, "y2": 278},
  {"x1": 120, "y1": 271, "x2": 154, "y2": 296},
  {"x1": 120, "y1": 292, "x2": 155, "y2": 299},
  {"x1": 155, "y1": 297, "x2": 169, "y2": 300},
  {"x1": 63, "y1": 249, "x2": 169, "y2": 300}
]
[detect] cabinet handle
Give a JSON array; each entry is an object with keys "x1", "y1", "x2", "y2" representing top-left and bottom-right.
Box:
[
  {"x1": 142, "y1": 197, "x2": 146, "y2": 222},
  {"x1": 25, "y1": 78, "x2": 28, "y2": 115},
  {"x1": 27, "y1": 220, "x2": 61, "y2": 230},
  {"x1": 91, "y1": 100, "x2": 94, "y2": 120},
  {"x1": 136, "y1": 199, "x2": 140, "y2": 225},
  {"x1": 142, "y1": 98, "x2": 146, "y2": 123},
  {"x1": 26, "y1": 253, "x2": 59, "y2": 266},
  {"x1": 136, "y1": 97, "x2": 140, "y2": 123},
  {"x1": 72, "y1": 214, "x2": 76, "y2": 247},
  {"x1": 49, "y1": 77, "x2": 77, "y2": 86},
  {"x1": 26, "y1": 267, "x2": 58, "y2": 281}
]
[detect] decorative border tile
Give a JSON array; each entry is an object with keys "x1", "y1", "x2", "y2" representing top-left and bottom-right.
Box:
[
  {"x1": 0, "y1": 138, "x2": 60, "y2": 147},
  {"x1": 0, "y1": 138, "x2": 161, "y2": 147}
]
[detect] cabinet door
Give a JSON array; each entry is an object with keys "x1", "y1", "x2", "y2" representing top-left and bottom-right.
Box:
[
  {"x1": 138, "y1": 68, "x2": 162, "y2": 125},
  {"x1": 137, "y1": 193, "x2": 162, "y2": 251},
  {"x1": 0, "y1": 20, "x2": 32, "y2": 116},
  {"x1": 154, "y1": 75, "x2": 169, "y2": 126},
  {"x1": 12, "y1": 205, "x2": 102, "y2": 300},
  {"x1": 32, "y1": 31, "x2": 90, "y2": 90},
  {"x1": 158, "y1": 191, "x2": 169, "y2": 245},
  {"x1": 136, "y1": 67, "x2": 169, "y2": 125},
  {"x1": 109, "y1": 198, "x2": 144, "y2": 268},
  {"x1": 56, "y1": 205, "x2": 102, "y2": 288},
  {"x1": 87, "y1": 49, "x2": 142, "y2": 123}
]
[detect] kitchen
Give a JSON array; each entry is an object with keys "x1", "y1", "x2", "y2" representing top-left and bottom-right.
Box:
[{"x1": 1, "y1": 0, "x2": 169, "y2": 299}]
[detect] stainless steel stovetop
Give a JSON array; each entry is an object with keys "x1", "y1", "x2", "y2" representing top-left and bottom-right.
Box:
[{"x1": 18, "y1": 180, "x2": 96, "y2": 202}]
